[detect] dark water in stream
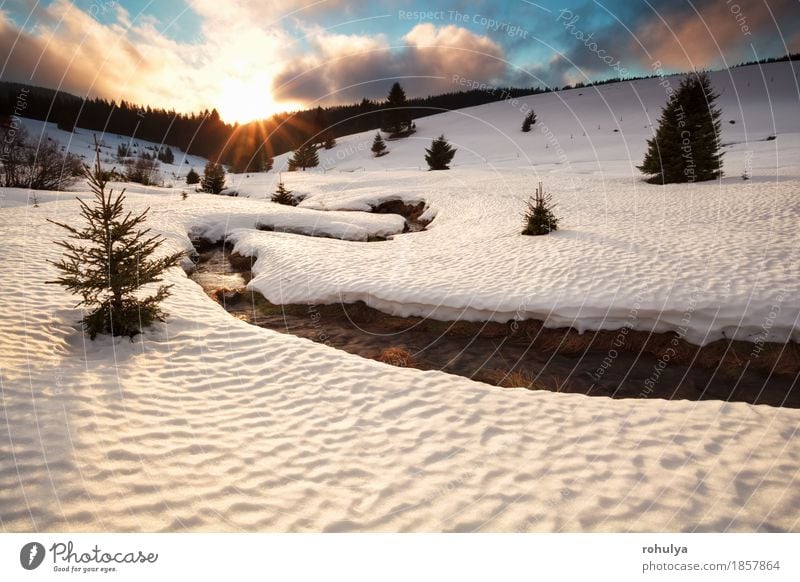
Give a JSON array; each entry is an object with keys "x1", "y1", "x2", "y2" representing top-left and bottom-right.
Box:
[{"x1": 188, "y1": 244, "x2": 799, "y2": 408}]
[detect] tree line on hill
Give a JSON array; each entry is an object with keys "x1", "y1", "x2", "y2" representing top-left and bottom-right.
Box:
[
  {"x1": 0, "y1": 81, "x2": 545, "y2": 174},
  {"x1": 3, "y1": 52, "x2": 795, "y2": 176}
]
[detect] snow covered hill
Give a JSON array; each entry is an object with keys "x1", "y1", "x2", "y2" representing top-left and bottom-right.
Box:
[
  {"x1": 267, "y1": 60, "x2": 800, "y2": 174},
  {"x1": 18, "y1": 117, "x2": 210, "y2": 185}
]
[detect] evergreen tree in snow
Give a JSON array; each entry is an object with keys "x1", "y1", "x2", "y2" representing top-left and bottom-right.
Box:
[
  {"x1": 288, "y1": 142, "x2": 319, "y2": 171},
  {"x1": 521, "y1": 109, "x2": 537, "y2": 132},
  {"x1": 371, "y1": 132, "x2": 388, "y2": 157},
  {"x1": 157, "y1": 146, "x2": 174, "y2": 164},
  {"x1": 323, "y1": 133, "x2": 336, "y2": 150},
  {"x1": 638, "y1": 72, "x2": 723, "y2": 184},
  {"x1": 186, "y1": 167, "x2": 200, "y2": 185},
  {"x1": 381, "y1": 82, "x2": 413, "y2": 137},
  {"x1": 47, "y1": 140, "x2": 184, "y2": 339},
  {"x1": 201, "y1": 161, "x2": 226, "y2": 193},
  {"x1": 522, "y1": 182, "x2": 559, "y2": 236},
  {"x1": 312, "y1": 106, "x2": 329, "y2": 147},
  {"x1": 425, "y1": 135, "x2": 456, "y2": 170},
  {"x1": 271, "y1": 179, "x2": 296, "y2": 206},
  {"x1": 258, "y1": 149, "x2": 274, "y2": 172}
]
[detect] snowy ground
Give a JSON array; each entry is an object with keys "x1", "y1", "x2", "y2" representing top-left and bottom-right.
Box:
[{"x1": 1, "y1": 61, "x2": 799, "y2": 531}]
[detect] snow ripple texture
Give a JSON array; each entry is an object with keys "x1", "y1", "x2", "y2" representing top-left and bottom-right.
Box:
[{"x1": 1, "y1": 191, "x2": 798, "y2": 532}]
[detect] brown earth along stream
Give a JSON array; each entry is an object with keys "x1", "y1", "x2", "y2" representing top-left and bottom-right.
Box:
[{"x1": 187, "y1": 240, "x2": 800, "y2": 408}]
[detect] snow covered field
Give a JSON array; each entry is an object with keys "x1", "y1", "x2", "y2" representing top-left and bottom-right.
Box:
[{"x1": 1, "y1": 61, "x2": 799, "y2": 531}]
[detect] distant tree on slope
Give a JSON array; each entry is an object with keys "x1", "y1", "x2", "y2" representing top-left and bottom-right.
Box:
[
  {"x1": 288, "y1": 143, "x2": 319, "y2": 171},
  {"x1": 522, "y1": 109, "x2": 536, "y2": 132},
  {"x1": 157, "y1": 146, "x2": 174, "y2": 164},
  {"x1": 371, "y1": 132, "x2": 388, "y2": 157},
  {"x1": 382, "y1": 82, "x2": 413, "y2": 137},
  {"x1": 425, "y1": 135, "x2": 456, "y2": 170},
  {"x1": 639, "y1": 72, "x2": 723, "y2": 184},
  {"x1": 47, "y1": 140, "x2": 184, "y2": 339},
  {"x1": 201, "y1": 161, "x2": 226, "y2": 193},
  {"x1": 186, "y1": 167, "x2": 200, "y2": 185}
]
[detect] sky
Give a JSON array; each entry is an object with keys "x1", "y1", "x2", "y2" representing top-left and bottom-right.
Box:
[{"x1": 1, "y1": 0, "x2": 798, "y2": 123}]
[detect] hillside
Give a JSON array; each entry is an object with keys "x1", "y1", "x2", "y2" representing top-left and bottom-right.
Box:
[{"x1": 264, "y1": 60, "x2": 800, "y2": 174}]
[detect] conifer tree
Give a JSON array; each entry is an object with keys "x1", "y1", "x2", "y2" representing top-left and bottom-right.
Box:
[
  {"x1": 186, "y1": 167, "x2": 200, "y2": 185},
  {"x1": 638, "y1": 72, "x2": 723, "y2": 184},
  {"x1": 522, "y1": 110, "x2": 537, "y2": 132},
  {"x1": 371, "y1": 132, "x2": 388, "y2": 157},
  {"x1": 522, "y1": 182, "x2": 559, "y2": 236},
  {"x1": 262, "y1": 151, "x2": 274, "y2": 172},
  {"x1": 271, "y1": 179, "x2": 296, "y2": 206},
  {"x1": 425, "y1": 135, "x2": 457, "y2": 170},
  {"x1": 312, "y1": 106, "x2": 329, "y2": 147},
  {"x1": 288, "y1": 142, "x2": 319, "y2": 171},
  {"x1": 47, "y1": 140, "x2": 184, "y2": 339},
  {"x1": 323, "y1": 133, "x2": 336, "y2": 150},
  {"x1": 382, "y1": 82, "x2": 412, "y2": 137},
  {"x1": 157, "y1": 146, "x2": 174, "y2": 164},
  {"x1": 201, "y1": 161, "x2": 226, "y2": 193}
]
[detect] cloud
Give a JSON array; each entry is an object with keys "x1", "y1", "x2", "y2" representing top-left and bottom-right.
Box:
[
  {"x1": 1, "y1": 1, "x2": 204, "y2": 107},
  {"x1": 534, "y1": 0, "x2": 800, "y2": 87},
  {"x1": 1, "y1": 0, "x2": 797, "y2": 121},
  {"x1": 272, "y1": 23, "x2": 508, "y2": 103},
  {"x1": 0, "y1": 0, "x2": 301, "y2": 120}
]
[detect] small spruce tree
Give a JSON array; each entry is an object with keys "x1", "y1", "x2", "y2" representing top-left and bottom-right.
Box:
[
  {"x1": 271, "y1": 179, "x2": 296, "y2": 206},
  {"x1": 186, "y1": 168, "x2": 200, "y2": 184},
  {"x1": 288, "y1": 143, "x2": 319, "y2": 171},
  {"x1": 323, "y1": 133, "x2": 336, "y2": 150},
  {"x1": 425, "y1": 135, "x2": 457, "y2": 170},
  {"x1": 522, "y1": 182, "x2": 559, "y2": 236},
  {"x1": 371, "y1": 132, "x2": 388, "y2": 157},
  {"x1": 382, "y1": 82, "x2": 413, "y2": 137},
  {"x1": 522, "y1": 110, "x2": 537, "y2": 132},
  {"x1": 201, "y1": 161, "x2": 226, "y2": 193},
  {"x1": 47, "y1": 140, "x2": 184, "y2": 339},
  {"x1": 638, "y1": 72, "x2": 723, "y2": 184}
]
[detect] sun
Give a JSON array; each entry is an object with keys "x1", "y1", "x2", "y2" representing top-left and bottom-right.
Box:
[{"x1": 216, "y1": 78, "x2": 298, "y2": 124}]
